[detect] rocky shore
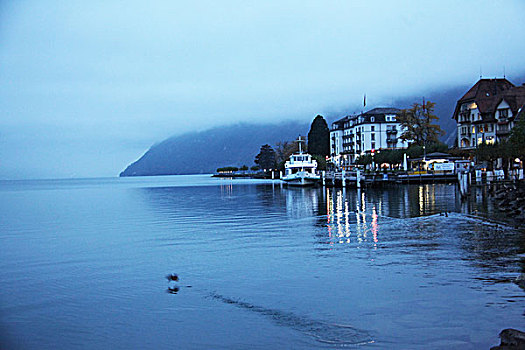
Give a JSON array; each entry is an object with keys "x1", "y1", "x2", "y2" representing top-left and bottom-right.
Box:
[
  {"x1": 490, "y1": 180, "x2": 525, "y2": 222},
  {"x1": 488, "y1": 181, "x2": 525, "y2": 349},
  {"x1": 491, "y1": 328, "x2": 525, "y2": 350}
]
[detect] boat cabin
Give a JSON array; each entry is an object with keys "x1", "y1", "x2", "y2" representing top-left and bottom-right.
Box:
[{"x1": 284, "y1": 154, "x2": 318, "y2": 175}]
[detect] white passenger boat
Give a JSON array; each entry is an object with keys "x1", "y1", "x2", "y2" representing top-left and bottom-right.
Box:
[{"x1": 281, "y1": 140, "x2": 321, "y2": 186}]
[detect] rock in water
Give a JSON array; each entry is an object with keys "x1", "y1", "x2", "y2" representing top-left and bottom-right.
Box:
[{"x1": 491, "y1": 328, "x2": 525, "y2": 349}]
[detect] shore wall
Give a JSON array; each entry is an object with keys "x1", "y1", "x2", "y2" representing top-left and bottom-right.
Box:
[{"x1": 489, "y1": 180, "x2": 525, "y2": 222}]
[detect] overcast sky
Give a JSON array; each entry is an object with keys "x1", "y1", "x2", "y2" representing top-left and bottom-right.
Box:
[{"x1": 1, "y1": 0, "x2": 524, "y2": 179}]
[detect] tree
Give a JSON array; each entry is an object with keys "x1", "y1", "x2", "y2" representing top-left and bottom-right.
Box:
[
  {"x1": 275, "y1": 139, "x2": 301, "y2": 171},
  {"x1": 254, "y1": 144, "x2": 276, "y2": 171},
  {"x1": 356, "y1": 154, "x2": 372, "y2": 166},
  {"x1": 374, "y1": 149, "x2": 403, "y2": 169},
  {"x1": 275, "y1": 140, "x2": 299, "y2": 165},
  {"x1": 475, "y1": 142, "x2": 499, "y2": 169},
  {"x1": 509, "y1": 111, "x2": 525, "y2": 160},
  {"x1": 307, "y1": 115, "x2": 330, "y2": 157},
  {"x1": 398, "y1": 101, "x2": 444, "y2": 146},
  {"x1": 311, "y1": 155, "x2": 327, "y2": 170},
  {"x1": 216, "y1": 166, "x2": 239, "y2": 172}
]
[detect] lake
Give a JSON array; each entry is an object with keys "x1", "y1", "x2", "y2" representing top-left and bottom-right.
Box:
[{"x1": 0, "y1": 175, "x2": 523, "y2": 349}]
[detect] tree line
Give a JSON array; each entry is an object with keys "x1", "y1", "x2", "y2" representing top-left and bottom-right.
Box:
[
  {"x1": 254, "y1": 102, "x2": 447, "y2": 171},
  {"x1": 254, "y1": 115, "x2": 330, "y2": 171},
  {"x1": 230, "y1": 99, "x2": 524, "y2": 173}
]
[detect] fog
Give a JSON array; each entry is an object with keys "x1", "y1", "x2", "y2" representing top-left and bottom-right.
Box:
[{"x1": 1, "y1": 0, "x2": 524, "y2": 179}]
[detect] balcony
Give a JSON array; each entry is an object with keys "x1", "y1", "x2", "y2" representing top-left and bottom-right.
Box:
[
  {"x1": 496, "y1": 128, "x2": 510, "y2": 136},
  {"x1": 387, "y1": 137, "x2": 397, "y2": 143},
  {"x1": 458, "y1": 111, "x2": 471, "y2": 123}
]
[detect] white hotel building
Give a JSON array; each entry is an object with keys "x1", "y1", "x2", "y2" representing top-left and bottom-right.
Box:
[{"x1": 330, "y1": 107, "x2": 409, "y2": 167}]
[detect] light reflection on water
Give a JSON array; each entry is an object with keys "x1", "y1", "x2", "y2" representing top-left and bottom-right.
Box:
[{"x1": 0, "y1": 177, "x2": 524, "y2": 349}]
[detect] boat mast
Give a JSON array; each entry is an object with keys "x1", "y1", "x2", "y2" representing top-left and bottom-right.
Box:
[{"x1": 297, "y1": 136, "x2": 304, "y2": 154}]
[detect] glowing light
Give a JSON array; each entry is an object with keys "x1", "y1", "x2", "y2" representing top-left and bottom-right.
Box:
[
  {"x1": 419, "y1": 186, "x2": 424, "y2": 215},
  {"x1": 372, "y1": 206, "x2": 378, "y2": 243}
]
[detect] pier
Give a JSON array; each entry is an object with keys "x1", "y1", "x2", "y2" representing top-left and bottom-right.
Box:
[{"x1": 321, "y1": 170, "x2": 458, "y2": 187}]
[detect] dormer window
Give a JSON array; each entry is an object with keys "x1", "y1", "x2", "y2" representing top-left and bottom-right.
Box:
[
  {"x1": 371, "y1": 117, "x2": 375, "y2": 122},
  {"x1": 498, "y1": 108, "x2": 509, "y2": 119}
]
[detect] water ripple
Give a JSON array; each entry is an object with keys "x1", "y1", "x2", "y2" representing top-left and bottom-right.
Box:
[{"x1": 209, "y1": 293, "x2": 374, "y2": 346}]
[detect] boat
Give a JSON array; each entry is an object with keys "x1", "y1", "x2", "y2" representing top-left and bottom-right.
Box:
[{"x1": 281, "y1": 139, "x2": 321, "y2": 186}]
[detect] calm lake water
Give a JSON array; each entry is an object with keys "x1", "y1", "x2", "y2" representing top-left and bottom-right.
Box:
[{"x1": 0, "y1": 175, "x2": 524, "y2": 349}]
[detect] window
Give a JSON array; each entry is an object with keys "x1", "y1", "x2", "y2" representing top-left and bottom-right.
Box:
[
  {"x1": 371, "y1": 126, "x2": 375, "y2": 131},
  {"x1": 371, "y1": 133, "x2": 375, "y2": 141},
  {"x1": 498, "y1": 109, "x2": 509, "y2": 119},
  {"x1": 371, "y1": 142, "x2": 375, "y2": 150}
]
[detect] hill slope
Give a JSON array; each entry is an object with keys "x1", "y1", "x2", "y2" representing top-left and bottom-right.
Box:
[{"x1": 120, "y1": 122, "x2": 309, "y2": 176}]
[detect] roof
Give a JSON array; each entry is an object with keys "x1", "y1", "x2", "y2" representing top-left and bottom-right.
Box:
[
  {"x1": 452, "y1": 78, "x2": 525, "y2": 120},
  {"x1": 458, "y1": 78, "x2": 514, "y2": 103},
  {"x1": 330, "y1": 116, "x2": 349, "y2": 130},
  {"x1": 331, "y1": 106, "x2": 402, "y2": 129},
  {"x1": 364, "y1": 107, "x2": 402, "y2": 115},
  {"x1": 426, "y1": 152, "x2": 452, "y2": 158},
  {"x1": 499, "y1": 85, "x2": 525, "y2": 113},
  {"x1": 409, "y1": 152, "x2": 460, "y2": 161}
]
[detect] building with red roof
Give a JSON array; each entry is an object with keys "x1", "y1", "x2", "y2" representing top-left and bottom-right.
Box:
[{"x1": 453, "y1": 78, "x2": 525, "y2": 149}]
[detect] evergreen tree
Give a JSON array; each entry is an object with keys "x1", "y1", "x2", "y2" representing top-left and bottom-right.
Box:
[
  {"x1": 307, "y1": 115, "x2": 330, "y2": 157},
  {"x1": 254, "y1": 144, "x2": 276, "y2": 170},
  {"x1": 398, "y1": 101, "x2": 444, "y2": 146}
]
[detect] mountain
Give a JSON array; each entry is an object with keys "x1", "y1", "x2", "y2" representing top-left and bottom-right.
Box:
[
  {"x1": 121, "y1": 75, "x2": 525, "y2": 176},
  {"x1": 120, "y1": 122, "x2": 309, "y2": 176}
]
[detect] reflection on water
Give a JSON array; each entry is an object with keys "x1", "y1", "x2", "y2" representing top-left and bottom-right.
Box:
[
  {"x1": 1, "y1": 177, "x2": 524, "y2": 349},
  {"x1": 277, "y1": 184, "x2": 462, "y2": 249}
]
